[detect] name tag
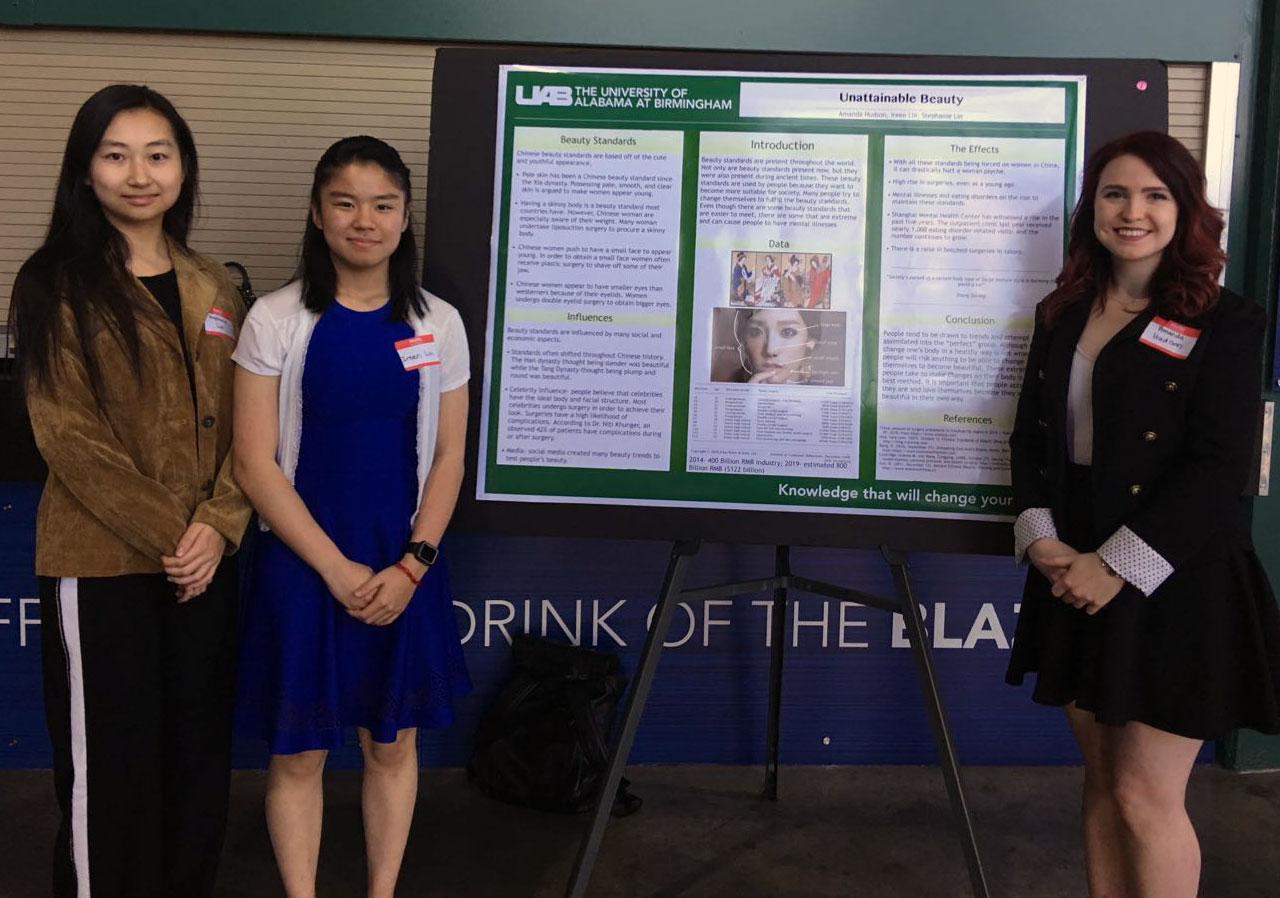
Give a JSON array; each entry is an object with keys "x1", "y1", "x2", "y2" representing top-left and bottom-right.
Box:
[
  {"x1": 1139, "y1": 317, "x2": 1200, "y2": 359},
  {"x1": 203, "y1": 307, "x2": 236, "y2": 340},
  {"x1": 395, "y1": 334, "x2": 440, "y2": 371}
]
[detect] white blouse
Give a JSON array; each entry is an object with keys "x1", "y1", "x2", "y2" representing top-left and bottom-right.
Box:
[{"x1": 1066, "y1": 346, "x2": 1095, "y2": 465}]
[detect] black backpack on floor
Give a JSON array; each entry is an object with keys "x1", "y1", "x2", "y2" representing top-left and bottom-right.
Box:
[{"x1": 468, "y1": 634, "x2": 641, "y2": 816}]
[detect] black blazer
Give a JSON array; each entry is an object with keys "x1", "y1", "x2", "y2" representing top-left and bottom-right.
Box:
[{"x1": 1009, "y1": 288, "x2": 1264, "y2": 573}]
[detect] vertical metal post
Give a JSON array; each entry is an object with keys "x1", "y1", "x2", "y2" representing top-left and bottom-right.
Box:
[
  {"x1": 762, "y1": 544, "x2": 790, "y2": 800},
  {"x1": 882, "y1": 546, "x2": 990, "y2": 898},
  {"x1": 565, "y1": 540, "x2": 700, "y2": 898}
]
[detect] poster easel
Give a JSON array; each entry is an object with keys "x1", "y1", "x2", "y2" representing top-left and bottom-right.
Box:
[{"x1": 565, "y1": 541, "x2": 990, "y2": 898}]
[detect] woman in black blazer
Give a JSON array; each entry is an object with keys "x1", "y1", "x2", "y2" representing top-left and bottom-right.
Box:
[{"x1": 1006, "y1": 131, "x2": 1280, "y2": 898}]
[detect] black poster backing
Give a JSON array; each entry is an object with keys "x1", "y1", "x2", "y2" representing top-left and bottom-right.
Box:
[{"x1": 424, "y1": 46, "x2": 1167, "y2": 554}]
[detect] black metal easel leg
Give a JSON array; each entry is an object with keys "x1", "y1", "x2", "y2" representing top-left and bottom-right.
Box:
[
  {"x1": 882, "y1": 546, "x2": 991, "y2": 898},
  {"x1": 565, "y1": 539, "x2": 701, "y2": 898},
  {"x1": 763, "y1": 545, "x2": 790, "y2": 800}
]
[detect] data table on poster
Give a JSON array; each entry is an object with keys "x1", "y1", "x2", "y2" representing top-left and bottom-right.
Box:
[{"x1": 480, "y1": 66, "x2": 1084, "y2": 522}]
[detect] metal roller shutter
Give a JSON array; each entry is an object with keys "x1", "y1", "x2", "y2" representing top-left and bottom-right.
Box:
[{"x1": 0, "y1": 29, "x2": 1213, "y2": 324}]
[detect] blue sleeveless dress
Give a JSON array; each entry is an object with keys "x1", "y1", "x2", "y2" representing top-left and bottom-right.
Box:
[{"x1": 235, "y1": 301, "x2": 470, "y2": 755}]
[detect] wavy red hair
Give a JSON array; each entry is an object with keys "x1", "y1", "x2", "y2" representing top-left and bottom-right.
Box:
[{"x1": 1040, "y1": 130, "x2": 1226, "y2": 328}]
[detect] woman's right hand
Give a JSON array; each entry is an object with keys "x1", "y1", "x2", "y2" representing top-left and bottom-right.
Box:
[
  {"x1": 321, "y1": 558, "x2": 376, "y2": 611},
  {"x1": 1026, "y1": 537, "x2": 1078, "y2": 583}
]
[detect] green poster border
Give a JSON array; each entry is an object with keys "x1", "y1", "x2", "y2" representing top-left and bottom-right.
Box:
[{"x1": 483, "y1": 68, "x2": 1080, "y2": 519}]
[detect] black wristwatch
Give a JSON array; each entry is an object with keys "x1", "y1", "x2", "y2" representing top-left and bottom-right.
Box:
[{"x1": 402, "y1": 541, "x2": 439, "y2": 568}]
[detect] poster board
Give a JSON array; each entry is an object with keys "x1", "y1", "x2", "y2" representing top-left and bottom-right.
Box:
[{"x1": 424, "y1": 48, "x2": 1166, "y2": 553}]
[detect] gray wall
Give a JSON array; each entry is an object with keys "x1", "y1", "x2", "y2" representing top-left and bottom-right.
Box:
[{"x1": 0, "y1": 0, "x2": 1261, "y2": 62}]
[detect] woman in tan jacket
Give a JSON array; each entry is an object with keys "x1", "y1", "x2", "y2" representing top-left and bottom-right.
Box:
[{"x1": 8, "y1": 84, "x2": 250, "y2": 898}]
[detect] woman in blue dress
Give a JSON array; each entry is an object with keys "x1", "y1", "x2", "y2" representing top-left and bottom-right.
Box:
[{"x1": 232, "y1": 136, "x2": 470, "y2": 898}]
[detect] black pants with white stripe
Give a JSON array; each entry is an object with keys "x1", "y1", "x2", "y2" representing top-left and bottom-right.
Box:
[{"x1": 39, "y1": 564, "x2": 238, "y2": 898}]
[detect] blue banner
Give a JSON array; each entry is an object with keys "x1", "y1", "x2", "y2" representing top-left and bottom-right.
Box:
[{"x1": 0, "y1": 484, "x2": 1078, "y2": 769}]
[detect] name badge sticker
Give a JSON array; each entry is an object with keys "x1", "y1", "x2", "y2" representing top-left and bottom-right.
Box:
[
  {"x1": 1139, "y1": 317, "x2": 1201, "y2": 360},
  {"x1": 395, "y1": 334, "x2": 440, "y2": 371},
  {"x1": 203, "y1": 306, "x2": 236, "y2": 340}
]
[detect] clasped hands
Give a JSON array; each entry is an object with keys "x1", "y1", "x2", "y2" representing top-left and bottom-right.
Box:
[
  {"x1": 1026, "y1": 538, "x2": 1125, "y2": 615},
  {"x1": 162, "y1": 521, "x2": 226, "y2": 603},
  {"x1": 322, "y1": 555, "x2": 425, "y2": 627}
]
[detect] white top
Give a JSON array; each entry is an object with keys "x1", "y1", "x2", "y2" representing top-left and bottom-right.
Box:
[
  {"x1": 1066, "y1": 346, "x2": 1095, "y2": 464},
  {"x1": 232, "y1": 280, "x2": 470, "y2": 531}
]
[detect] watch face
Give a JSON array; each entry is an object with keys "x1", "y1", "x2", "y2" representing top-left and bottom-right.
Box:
[{"x1": 409, "y1": 542, "x2": 438, "y2": 565}]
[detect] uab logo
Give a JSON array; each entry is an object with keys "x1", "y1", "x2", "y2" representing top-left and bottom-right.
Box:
[{"x1": 514, "y1": 85, "x2": 573, "y2": 106}]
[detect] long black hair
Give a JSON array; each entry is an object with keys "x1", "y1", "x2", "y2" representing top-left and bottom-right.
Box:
[
  {"x1": 299, "y1": 136, "x2": 423, "y2": 321},
  {"x1": 9, "y1": 84, "x2": 199, "y2": 393}
]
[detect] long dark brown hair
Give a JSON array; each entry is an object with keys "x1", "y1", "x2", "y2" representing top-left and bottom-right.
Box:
[
  {"x1": 9, "y1": 84, "x2": 199, "y2": 394},
  {"x1": 1040, "y1": 130, "x2": 1225, "y2": 328}
]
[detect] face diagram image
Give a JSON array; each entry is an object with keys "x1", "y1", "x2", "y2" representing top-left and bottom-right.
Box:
[
  {"x1": 710, "y1": 307, "x2": 847, "y2": 386},
  {"x1": 729, "y1": 250, "x2": 832, "y2": 309},
  {"x1": 737, "y1": 308, "x2": 813, "y2": 383}
]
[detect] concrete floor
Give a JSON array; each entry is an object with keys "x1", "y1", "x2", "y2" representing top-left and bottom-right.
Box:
[{"x1": 1, "y1": 765, "x2": 1278, "y2": 897}]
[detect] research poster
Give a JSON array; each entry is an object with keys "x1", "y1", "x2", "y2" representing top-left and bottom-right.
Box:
[{"x1": 480, "y1": 66, "x2": 1084, "y2": 521}]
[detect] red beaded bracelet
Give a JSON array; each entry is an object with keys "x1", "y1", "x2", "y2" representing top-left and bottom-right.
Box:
[{"x1": 393, "y1": 561, "x2": 421, "y2": 585}]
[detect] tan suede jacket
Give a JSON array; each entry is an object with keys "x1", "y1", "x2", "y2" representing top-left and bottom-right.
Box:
[{"x1": 26, "y1": 246, "x2": 252, "y2": 577}]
